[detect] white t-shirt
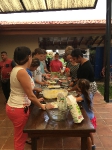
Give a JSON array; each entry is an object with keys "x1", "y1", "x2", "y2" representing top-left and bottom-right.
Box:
[{"x1": 33, "y1": 66, "x2": 42, "y2": 88}]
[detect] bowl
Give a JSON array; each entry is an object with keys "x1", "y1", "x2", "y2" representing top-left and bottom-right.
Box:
[
  {"x1": 46, "y1": 108, "x2": 69, "y2": 121},
  {"x1": 42, "y1": 89, "x2": 68, "y2": 99}
]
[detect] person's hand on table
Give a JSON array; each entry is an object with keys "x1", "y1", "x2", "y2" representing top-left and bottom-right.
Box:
[
  {"x1": 67, "y1": 77, "x2": 71, "y2": 80},
  {"x1": 69, "y1": 82, "x2": 74, "y2": 87},
  {"x1": 45, "y1": 103, "x2": 54, "y2": 110},
  {"x1": 45, "y1": 74, "x2": 51, "y2": 79},
  {"x1": 38, "y1": 97, "x2": 44, "y2": 102},
  {"x1": 67, "y1": 88, "x2": 73, "y2": 92},
  {"x1": 44, "y1": 80, "x2": 49, "y2": 85},
  {"x1": 37, "y1": 88, "x2": 42, "y2": 92},
  {"x1": 40, "y1": 81, "x2": 46, "y2": 86}
]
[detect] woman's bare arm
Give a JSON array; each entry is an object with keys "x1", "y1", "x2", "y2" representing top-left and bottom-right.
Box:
[{"x1": 17, "y1": 69, "x2": 45, "y2": 110}]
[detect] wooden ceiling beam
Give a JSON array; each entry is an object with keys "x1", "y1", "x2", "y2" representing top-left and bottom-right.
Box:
[
  {"x1": 0, "y1": 24, "x2": 110, "y2": 36},
  {"x1": 20, "y1": 0, "x2": 27, "y2": 11},
  {"x1": 73, "y1": 37, "x2": 77, "y2": 48},
  {"x1": 78, "y1": 37, "x2": 84, "y2": 46},
  {"x1": 53, "y1": 37, "x2": 55, "y2": 45},
  {"x1": 91, "y1": 36, "x2": 99, "y2": 45},
  {"x1": 97, "y1": 36, "x2": 105, "y2": 46},
  {"x1": 85, "y1": 36, "x2": 92, "y2": 45},
  {"x1": 44, "y1": 0, "x2": 48, "y2": 9},
  {"x1": 67, "y1": 37, "x2": 69, "y2": 44},
  {"x1": 60, "y1": 37, "x2": 61, "y2": 44}
]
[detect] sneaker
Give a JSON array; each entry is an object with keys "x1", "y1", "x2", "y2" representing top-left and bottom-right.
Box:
[{"x1": 92, "y1": 145, "x2": 96, "y2": 150}]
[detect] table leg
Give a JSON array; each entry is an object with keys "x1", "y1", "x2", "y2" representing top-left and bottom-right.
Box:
[
  {"x1": 81, "y1": 137, "x2": 87, "y2": 150},
  {"x1": 31, "y1": 138, "x2": 37, "y2": 150}
]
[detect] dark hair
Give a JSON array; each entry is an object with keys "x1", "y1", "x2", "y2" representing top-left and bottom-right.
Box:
[
  {"x1": 32, "y1": 48, "x2": 44, "y2": 57},
  {"x1": 31, "y1": 58, "x2": 40, "y2": 67},
  {"x1": 14, "y1": 46, "x2": 31, "y2": 65},
  {"x1": 77, "y1": 79, "x2": 92, "y2": 110},
  {"x1": 43, "y1": 49, "x2": 47, "y2": 54},
  {"x1": 1, "y1": 51, "x2": 7, "y2": 54},
  {"x1": 71, "y1": 48, "x2": 86, "y2": 58},
  {"x1": 55, "y1": 52, "x2": 59, "y2": 56}
]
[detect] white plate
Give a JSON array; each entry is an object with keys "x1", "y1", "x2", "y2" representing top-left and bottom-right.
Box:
[{"x1": 48, "y1": 80, "x2": 57, "y2": 84}]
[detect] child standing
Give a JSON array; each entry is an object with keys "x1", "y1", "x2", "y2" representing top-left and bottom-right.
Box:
[
  {"x1": 26, "y1": 57, "x2": 42, "y2": 95},
  {"x1": 75, "y1": 79, "x2": 96, "y2": 150}
]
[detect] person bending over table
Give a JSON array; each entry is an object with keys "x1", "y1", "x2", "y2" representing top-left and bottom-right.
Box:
[
  {"x1": 6, "y1": 46, "x2": 53, "y2": 150},
  {"x1": 65, "y1": 53, "x2": 79, "y2": 87},
  {"x1": 32, "y1": 48, "x2": 48, "y2": 88},
  {"x1": 26, "y1": 57, "x2": 42, "y2": 97},
  {"x1": 69, "y1": 48, "x2": 97, "y2": 96}
]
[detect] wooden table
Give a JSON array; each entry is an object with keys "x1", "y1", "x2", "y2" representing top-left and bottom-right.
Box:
[{"x1": 23, "y1": 106, "x2": 96, "y2": 150}]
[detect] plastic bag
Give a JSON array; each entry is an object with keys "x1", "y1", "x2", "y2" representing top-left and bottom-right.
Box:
[
  {"x1": 67, "y1": 95, "x2": 84, "y2": 123},
  {"x1": 57, "y1": 93, "x2": 67, "y2": 111}
]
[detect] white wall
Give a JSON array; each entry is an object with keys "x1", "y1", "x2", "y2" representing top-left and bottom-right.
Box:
[{"x1": 0, "y1": 35, "x2": 39, "y2": 60}]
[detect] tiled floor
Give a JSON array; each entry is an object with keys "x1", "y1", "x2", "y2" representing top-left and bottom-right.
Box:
[{"x1": 0, "y1": 87, "x2": 112, "y2": 150}]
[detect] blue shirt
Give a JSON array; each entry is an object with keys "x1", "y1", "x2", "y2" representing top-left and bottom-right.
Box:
[
  {"x1": 81, "y1": 93, "x2": 94, "y2": 120},
  {"x1": 26, "y1": 68, "x2": 32, "y2": 77},
  {"x1": 40, "y1": 61, "x2": 45, "y2": 74},
  {"x1": 26, "y1": 68, "x2": 36, "y2": 95}
]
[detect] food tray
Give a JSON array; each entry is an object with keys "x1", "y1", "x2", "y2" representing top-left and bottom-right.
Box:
[
  {"x1": 42, "y1": 89, "x2": 68, "y2": 99},
  {"x1": 47, "y1": 80, "x2": 57, "y2": 84}
]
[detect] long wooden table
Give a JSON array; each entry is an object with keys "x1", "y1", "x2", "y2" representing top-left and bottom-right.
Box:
[{"x1": 23, "y1": 105, "x2": 96, "y2": 150}]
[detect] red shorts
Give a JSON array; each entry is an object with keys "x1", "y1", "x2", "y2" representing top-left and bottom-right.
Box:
[{"x1": 91, "y1": 116, "x2": 96, "y2": 129}]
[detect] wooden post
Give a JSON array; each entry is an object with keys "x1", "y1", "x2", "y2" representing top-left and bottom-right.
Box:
[{"x1": 104, "y1": 0, "x2": 111, "y2": 102}]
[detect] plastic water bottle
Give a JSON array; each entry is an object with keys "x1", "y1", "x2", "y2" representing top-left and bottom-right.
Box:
[{"x1": 57, "y1": 93, "x2": 67, "y2": 111}]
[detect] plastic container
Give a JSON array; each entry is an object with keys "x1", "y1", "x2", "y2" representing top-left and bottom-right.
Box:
[
  {"x1": 46, "y1": 108, "x2": 69, "y2": 121},
  {"x1": 46, "y1": 92, "x2": 68, "y2": 121}
]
